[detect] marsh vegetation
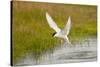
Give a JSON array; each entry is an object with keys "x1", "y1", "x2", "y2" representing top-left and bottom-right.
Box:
[{"x1": 12, "y1": 1, "x2": 97, "y2": 65}]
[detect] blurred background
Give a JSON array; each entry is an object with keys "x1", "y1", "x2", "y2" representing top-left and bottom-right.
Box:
[{"x1": 12, "y1": 1, "x2": 97, "y2": 65}]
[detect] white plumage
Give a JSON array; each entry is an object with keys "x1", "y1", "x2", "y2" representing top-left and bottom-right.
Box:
[{"x1": 46, "y1": 12, "x2": 71, "y2": 44}]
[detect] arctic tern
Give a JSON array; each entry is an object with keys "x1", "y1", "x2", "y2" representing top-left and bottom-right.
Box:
[{"x1": 46, "y1": 12, "x2": 71, "y2": 44}]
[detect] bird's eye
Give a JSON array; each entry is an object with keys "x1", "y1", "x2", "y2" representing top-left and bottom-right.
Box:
[{"x1": 52, "y1": 32, "x2": 56, "y2": 37}]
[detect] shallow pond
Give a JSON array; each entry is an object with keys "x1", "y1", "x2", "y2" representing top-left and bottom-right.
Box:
[{"x1": 15, "y1": 37, "x2": 97, "y2": 66}]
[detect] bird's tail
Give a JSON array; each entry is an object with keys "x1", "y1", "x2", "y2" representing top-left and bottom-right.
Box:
[{"x1": 65, "y1": 36, "x2": 71, "y2": 44}]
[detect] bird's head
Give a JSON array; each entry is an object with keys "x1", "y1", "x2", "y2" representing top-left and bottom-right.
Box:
[{"x1": 52, "y1": 32, "x2": 57, "y2": 37}]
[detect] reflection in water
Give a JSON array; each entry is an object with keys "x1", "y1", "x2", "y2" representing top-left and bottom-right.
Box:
[{"x1": 15, "y1": 37, "x2": 97, "y2": 66}]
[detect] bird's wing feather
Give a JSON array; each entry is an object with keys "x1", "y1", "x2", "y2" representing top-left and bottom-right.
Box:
[
  {"x1": 46, "y1": 12, "x2": 61, "y2": 33},
  {"x1": 62, "y1": 16, "x2": 71, "y2": 35}
]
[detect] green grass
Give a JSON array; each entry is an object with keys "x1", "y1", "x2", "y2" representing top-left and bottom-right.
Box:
[{"x1": 12, "y1": 1, "x2": 97, "y2": 64}]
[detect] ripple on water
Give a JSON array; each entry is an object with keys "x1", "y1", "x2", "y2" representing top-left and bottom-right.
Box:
[{"x1": 15, "y1": 37, "x2": 97, "y2": 66}]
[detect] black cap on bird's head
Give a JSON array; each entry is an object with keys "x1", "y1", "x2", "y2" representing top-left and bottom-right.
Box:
[{"x1": 52, "y1": 32, "x2": 57, "y2": 37}]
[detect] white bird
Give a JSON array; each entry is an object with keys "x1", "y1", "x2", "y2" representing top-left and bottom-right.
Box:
[{"x1": 46, "y1": 12, "x2": 71, "y2": 44}]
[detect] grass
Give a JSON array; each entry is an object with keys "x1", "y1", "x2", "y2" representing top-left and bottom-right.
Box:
[{"x1": 12, "y1": 1, "x2": 97, "y2": 65}]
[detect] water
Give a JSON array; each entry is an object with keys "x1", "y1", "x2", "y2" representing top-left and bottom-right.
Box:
[{"x1": 15, "y1": 37, "x2": 97, "y2": 66}]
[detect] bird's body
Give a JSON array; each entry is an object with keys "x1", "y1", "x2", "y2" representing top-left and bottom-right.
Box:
[
  {"x1": 46, "y1": 12, "x2": 71, "y2": 44},
  {"x1": 54, "y1": 32, "x2": 70, "y2": 44}
]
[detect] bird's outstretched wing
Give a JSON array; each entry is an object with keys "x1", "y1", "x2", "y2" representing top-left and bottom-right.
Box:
[
  {"x1": 62, "y1": 16, "x2": 71, "y2": 35},
  {"x1": 46, "y1": 12, "x2": 61, "y2": 33}
]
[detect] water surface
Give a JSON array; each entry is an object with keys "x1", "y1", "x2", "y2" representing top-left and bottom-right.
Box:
[{"x1": 15, "y1": 37, "x2": 97, "y2": 66}]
